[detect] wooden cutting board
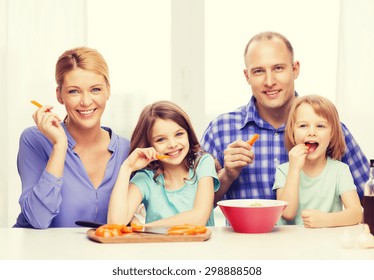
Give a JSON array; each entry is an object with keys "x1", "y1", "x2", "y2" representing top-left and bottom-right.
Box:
[{"x1": 87, "y1": 229, "x2": 212, "y2": 243}]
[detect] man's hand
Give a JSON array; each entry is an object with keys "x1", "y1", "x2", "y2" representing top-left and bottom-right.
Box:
[{"x1": 223, "y1": 139, "x2": 255, "y2": 181}]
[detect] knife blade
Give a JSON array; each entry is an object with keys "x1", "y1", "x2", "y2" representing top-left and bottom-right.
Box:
[
  {"x1": 133, "y1": 227, "x2": 169, "y2": 235},
  {"x1": 75, "y1": 220, "x2": 169, "y2": 235}
]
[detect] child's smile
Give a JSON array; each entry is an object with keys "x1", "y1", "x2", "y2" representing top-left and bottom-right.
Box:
[{"x1": 151, "y1": 118, "x2": 189, "y2": 164}]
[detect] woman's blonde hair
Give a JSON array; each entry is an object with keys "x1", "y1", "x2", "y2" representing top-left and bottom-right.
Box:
[
  {"x1": 55, "y1": 47, "x2": 110, "y2": 90},
  {"x1": 284, "y1": 94, "x2": 346, "y2": 160}
]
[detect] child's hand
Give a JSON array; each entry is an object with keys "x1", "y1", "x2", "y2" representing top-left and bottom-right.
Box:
[
  {"x1": 123, "y1": 147, "x2": 158, "y2": 172},
  {"x1": 288, "y1": 144, "x2": 308, "y2": 171},
  {"x1": 301, "y1": 209, "x2": 324, "y2": 228}
]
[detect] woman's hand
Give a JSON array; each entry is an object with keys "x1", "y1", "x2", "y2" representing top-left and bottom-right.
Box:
[{"x1": 32, "y1": 105, "x2": 67, "y2": 145}]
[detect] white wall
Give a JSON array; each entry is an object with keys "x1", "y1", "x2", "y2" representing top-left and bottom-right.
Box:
[
  {"x1": 1, "y1": 0, "x2": 373, "y2": 227},
  {"x1": 0, "y1": 0, "x2": 8, "y2": 227},
  {"x1": 86, "y1": 0, "x2": 172, "y2": 139},
  {"x1": 1, "y1": 0, "x2": 87, "y2": 227},
  {"x1": 205, "y1": 0, "x2": 340, "y2": 117},
  {"x1": 336, "y1": 0, "x2": 374, "y2": 160}
]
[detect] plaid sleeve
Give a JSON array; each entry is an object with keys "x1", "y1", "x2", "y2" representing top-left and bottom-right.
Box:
[
  {"x1": 341, "y1": 123, "x2": 370, "y2": 199},
  {"x1": 201, "y1": 122, "x2": 215, "y2": 154},
  {"x1": 200, "y1": 120, "x2": 225, "y2": 167}
]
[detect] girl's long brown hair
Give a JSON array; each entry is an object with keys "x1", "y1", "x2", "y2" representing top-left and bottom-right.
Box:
[{"x1": 130, "y1": 100, "x2": 204, "y2": 181}]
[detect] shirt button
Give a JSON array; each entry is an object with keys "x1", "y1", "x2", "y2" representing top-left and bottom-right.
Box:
[{"x1": 274, "y1": 157, "x2": 280, "y2": 168}]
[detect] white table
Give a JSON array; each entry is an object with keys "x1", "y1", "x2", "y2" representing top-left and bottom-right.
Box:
[{"x1": 1, "y1": 225, "x2": 373, "y2": 260}]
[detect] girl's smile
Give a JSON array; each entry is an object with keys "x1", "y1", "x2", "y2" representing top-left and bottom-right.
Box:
[
  {"x1": 151, "y1": 118, "x2": 189, "y2": 164},
  {"x1": 165, "y1": 148, "x2": 183, "y2": 158}
]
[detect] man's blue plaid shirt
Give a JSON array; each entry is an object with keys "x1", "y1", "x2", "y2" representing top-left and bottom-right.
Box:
[{"x1": 201, "y1": 95, "x2": 369, "y2": 200}]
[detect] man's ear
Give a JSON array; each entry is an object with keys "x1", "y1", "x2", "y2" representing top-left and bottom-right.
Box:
[
  {"x1": 243, "y1": 68, "x2": 250, "y2": 83},
  {"x1": 293, "y1": 60, "x2": 300, "y2": 79}
]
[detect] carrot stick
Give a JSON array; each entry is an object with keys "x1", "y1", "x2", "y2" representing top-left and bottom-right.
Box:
[
  {"x1": 247, "y1": 134, "x2": 259, "y2": 145},
  {"x1": 31, "y1": 100, "x2": 43, "y2": 108},
  {"x1": 31, "y1": 100, "x2": 51, "y2": 112},
  {"x1": 156, "y1": 154, "x2": 170, "y2": 160}
]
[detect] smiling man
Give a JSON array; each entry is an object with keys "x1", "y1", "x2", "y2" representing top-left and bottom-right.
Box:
[{"x1": 200, "y1": 31, "x2": 369, "y2": 205}]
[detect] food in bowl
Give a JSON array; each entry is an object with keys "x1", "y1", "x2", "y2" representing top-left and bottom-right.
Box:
[
  {"x1": 249, "y1": 202, "x2": 262, "y2": 207},
  {"x1": 217, "y1": 199, "x2": 288, "y2": 233}
]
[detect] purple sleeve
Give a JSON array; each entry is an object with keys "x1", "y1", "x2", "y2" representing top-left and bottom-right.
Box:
[{"x1": 17, "y1": 128, "x2": 63, "y2": 228}]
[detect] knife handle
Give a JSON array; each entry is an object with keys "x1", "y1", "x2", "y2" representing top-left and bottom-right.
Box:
[{"x1": 75, "y1": 220, "x2": 104, "y2": 228}]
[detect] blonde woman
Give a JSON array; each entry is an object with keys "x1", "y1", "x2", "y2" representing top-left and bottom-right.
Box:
[{"x1": 15, "y1": 47, "x2": 130, "y2": 228}]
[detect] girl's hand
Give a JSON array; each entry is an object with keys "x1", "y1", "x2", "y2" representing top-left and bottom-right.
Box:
[
  {"x1": 122, "y1": 147, "x2": 158, "y2": 172},
  {"x1": 288, "y1": 144, "x2": 308, "y2": 172},
  {"x1": 32, "y1": 106, "x2": 67, "y2": 145},
  {"x1": 301, "y1": 209, "x2": 325, "y2": 228}
]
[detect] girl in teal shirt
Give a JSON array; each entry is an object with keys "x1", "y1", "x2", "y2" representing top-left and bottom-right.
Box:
[
  {"x1": 108, "y1": 101, "x2": 220, "y2": 226},
  {"x1": 273, "y1": 95, "x2": 362, "y2": 228}
]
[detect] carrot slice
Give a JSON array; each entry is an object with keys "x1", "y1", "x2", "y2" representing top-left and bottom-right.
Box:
[
  {"x1": 194, "y1": 226, "x2": 207, "y2": 234},
  {"x1": 156, "y1": 154, "x2": 170, "y2": 160},
  {"x1": 168, "y1": 228, "x2": 196, "y2": 235},
  {"x1": 247, "y1": 134, "x2": 259, "y2": 145},
  {"x1": 167, "y1": 224, "x2": 207, "y2": 235},
  {"x1": 130, "y1": 223, "x2": 143, "y2": 231},
  {"x1": 95, "y1": 224, "x2": 132, "y2": 237},
  {"x1": 168, "y1": 224, "x2": 193, "y2": 230},
  {"x1": 121, "y1": 226, "x2": 133, "y2": 234}
]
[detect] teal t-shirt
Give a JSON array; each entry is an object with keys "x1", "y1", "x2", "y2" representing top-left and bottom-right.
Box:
[
  {"x1": 130, "y1": 154, "x2": 220, "y2": 226},
  {"x1": 272, "y1": 157, "x2": 357, "y2": 225}
]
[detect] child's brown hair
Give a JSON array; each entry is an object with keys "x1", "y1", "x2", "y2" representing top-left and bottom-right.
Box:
[{"x1": 130, "y1": 100, "x2": 203, "y2": 180}]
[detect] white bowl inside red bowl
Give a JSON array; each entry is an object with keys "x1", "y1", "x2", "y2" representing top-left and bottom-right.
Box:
[{"x1": 217, "y1": 199, "x2": 288, "y2": 233}]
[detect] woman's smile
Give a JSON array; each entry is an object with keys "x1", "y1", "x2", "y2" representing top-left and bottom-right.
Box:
[{"x1": 77, "y1": 109, "x2": 96, "y2": 115}]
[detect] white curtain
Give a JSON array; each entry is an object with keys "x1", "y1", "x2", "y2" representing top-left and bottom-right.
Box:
[
  {"x1": 336, "y1": 0, "x2": 374, "y2": 160},
  {"x1": 0, "y1": 0, "x2": 86, "y2": 226}
]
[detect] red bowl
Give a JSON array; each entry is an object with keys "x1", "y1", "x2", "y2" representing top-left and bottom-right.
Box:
[{"x1": 217, "y1": 199, "x2": 288, "y2": 233}]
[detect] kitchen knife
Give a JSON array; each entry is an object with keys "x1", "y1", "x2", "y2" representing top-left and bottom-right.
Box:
[
  {"x1": 133, "y1": 227, "x2": 169, "y2": 235},
  {"x1": 75, "y1": 220, "x2": 169, "y2": 235},
  {"x1": 75, "y1": 220, "x2": 104, "y2": 228}
]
